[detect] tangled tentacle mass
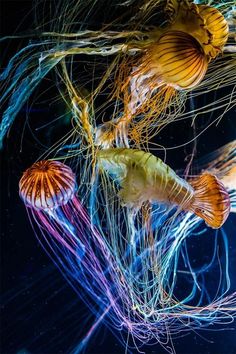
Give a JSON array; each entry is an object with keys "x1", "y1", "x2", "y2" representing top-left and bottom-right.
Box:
[{"x1": 2, "y1": 0, "x2": 236, "y2": 353}]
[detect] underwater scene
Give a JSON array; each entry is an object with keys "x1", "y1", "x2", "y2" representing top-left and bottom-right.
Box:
[{"x1": 1, "y1": 1, "x2": 236, "y2": 353}]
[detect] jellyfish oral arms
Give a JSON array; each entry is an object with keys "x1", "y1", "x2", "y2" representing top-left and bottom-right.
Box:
[
  {"x1": 19, "y1": 160, "x2": 76, "y2": 210},
  {"x1": 97, "y1": 148, "x2": 230, "y2": 228}
]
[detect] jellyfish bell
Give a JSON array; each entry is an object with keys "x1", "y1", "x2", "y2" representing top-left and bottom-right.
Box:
[
  {"x1": 140, "y1": 30, "x2": 209, "y2": 90},
  {"x1": 198, "y1": 5, "x2": 229, "y2": 51},
  {"x1": 19, "y1": 160, "x2": 76, "y2": 211},
  {"x1": 189, "y1": 173, "x2": 231, "y2": 229},
  {"x1": 167, "y1": 1, "x2": 229, "y2": 59}
]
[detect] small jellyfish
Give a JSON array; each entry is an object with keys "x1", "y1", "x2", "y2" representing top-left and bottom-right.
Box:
[
  {"x1": 97, "y1": 148, "x2": 231, "y2": 228},
  {"x1": 19, "y1": 160, "x2": 76, "y2": 210},
  {"x1": 19, "y1": 159, "x2": 86, "y2": 259}
]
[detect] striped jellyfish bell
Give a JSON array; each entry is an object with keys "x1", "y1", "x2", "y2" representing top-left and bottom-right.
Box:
[
  {"x1": 198, "y1": 5, "x2": 229, "y2": 51},
  {"x1": 147, "y1": 30, "x2": 209, "y2": 90},
  {"x1": 19, "y1": 160, "x2": 76, "y2": 211}
]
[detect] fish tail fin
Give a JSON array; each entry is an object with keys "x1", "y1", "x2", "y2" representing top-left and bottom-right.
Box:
[{"x1": 189, "y1": 174, "x2": 230, "y2": 228}]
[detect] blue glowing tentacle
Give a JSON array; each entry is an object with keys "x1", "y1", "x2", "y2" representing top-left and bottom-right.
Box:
[{"x1": 0, "y1": 54, "x2": 62, "y2": 148}]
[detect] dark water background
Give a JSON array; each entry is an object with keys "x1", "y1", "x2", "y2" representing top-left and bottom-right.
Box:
[{"x1": 1, "y1": 1, "x2": 236, "y2": 353}]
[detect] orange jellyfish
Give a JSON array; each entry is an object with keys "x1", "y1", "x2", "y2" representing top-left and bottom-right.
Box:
[
  {"x1": 19, "y1": 160, "x2": 76, "y2": 210},
  {"x1": 100, "y1": 0, "x2": 229, "y2": 147},
  {"x1": 97, "y1": 148, "x2": 231, "y2": 228}
]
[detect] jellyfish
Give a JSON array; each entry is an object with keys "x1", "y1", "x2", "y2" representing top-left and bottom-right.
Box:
[
  {"x1": 18, "y1": 160, "x2": 107, "y2": 268},
  {"x1": 98, "y1": 0, "x2": 232, "y2": 146},
  {"x1": 19, "y1": 160, "x2": 76, "y2": 210},
  {"x1": 97, "y1": 148, "x2": 230, "y2": 228},
  {"x1": 18, "y1": 160, "x2": 87, "y2": 259},
  {"x1": 0, "y1": 0, "x2": 235, "y2": 151},
  {"x1": 18, "y1": 156, "x2": 236, "y2": 354},
  {"x1": 1, "y1": 1, "x2": 236, "y2": 353}
]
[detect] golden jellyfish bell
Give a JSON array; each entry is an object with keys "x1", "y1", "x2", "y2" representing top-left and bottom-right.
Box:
[
  {"x1": 166, "y1": 1, "x2": 229, "y2": 60},
  {"x1": 198, "y1": 5, "x2": 229, "y2": 52},
  {"x1": 19, "y1": 160, "x2": 76, "y2": 210},
  {"x1": 146, "y1": 31, "x2": 209, "y2": 90}
]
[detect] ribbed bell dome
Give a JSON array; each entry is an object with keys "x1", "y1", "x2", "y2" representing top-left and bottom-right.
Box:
[
  {"x1": 148, "y1": 30, "x2": 209, "y2": 89},
  {"x1": 19, "y1": 160, "x2": 76, "y2": 210},
  {"x1": 198, "y1": 5, "x2": 229, "y2": 50}
]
